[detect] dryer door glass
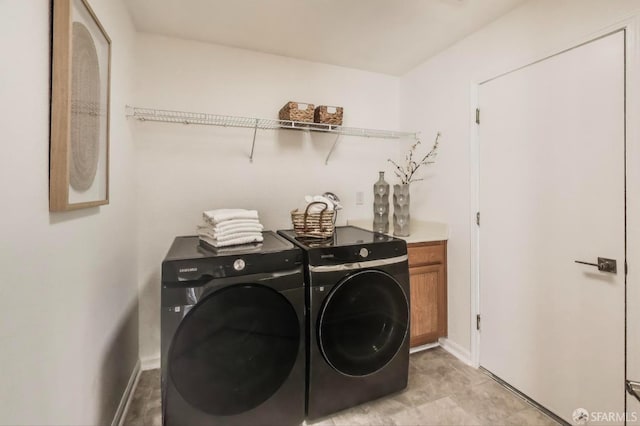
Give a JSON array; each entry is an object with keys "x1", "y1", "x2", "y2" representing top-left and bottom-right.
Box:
[
  {"x1": 318, "y1": 270, "x2": 409, "y2": 376},
  {"x1": 168, "y1": 284, "x2": 300, "y2": 415}
]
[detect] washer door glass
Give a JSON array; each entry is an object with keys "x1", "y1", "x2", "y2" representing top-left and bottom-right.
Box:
[
  {"x1": 168, "y1": 284, "x2": 300, "y2": 415},
  {"x1": 318, "y1": 270, "x2": 409, "y2": 376}
]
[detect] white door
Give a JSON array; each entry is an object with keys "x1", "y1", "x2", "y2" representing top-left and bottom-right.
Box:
[
  {"x1": 629, "y1": 212, "x2": 640, "y2": 425},
  {"x1": 479, "y1": 31, "x2": 626, "y2": 424},
  {"x1": 629, "y1": 286, "x2": 640, "y2": 426}
]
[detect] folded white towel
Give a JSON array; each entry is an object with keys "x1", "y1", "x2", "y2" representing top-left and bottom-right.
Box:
[
  {"x1": 200, "y1": 239, "x2": 263, "y2": 254},
  {"x1": 215, "y1": 232, "x2": 263, "y2": 243},
  {"x1": 197, "y1": 224, "x2": 264, "y2": 238},
  {"x1": 203, "y1": 209, "x2": 259, "y2": 225},
  {"x1": 199, "y1": 234, "x2": 264, "y2": 248},
  {"x1": 211, "y1": 220, "x2": 263, "y2": 232},
  {"x1": 198, "y1": 228, "x2": 262, "y2": 243},
  {"x1": 204, "y1": 218, "x2": 261, "y2": 227}
]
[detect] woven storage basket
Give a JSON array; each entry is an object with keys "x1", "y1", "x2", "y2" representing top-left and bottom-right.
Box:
[
  {"x1": 291, "y1": 202, "x2": 335, "y2": 239},
  {"x1": 314, "y1": 105, "x2": 343, "y2": 125},
  {"x1": 279, "y1": 101, "x2": 315, "y2": 122}
]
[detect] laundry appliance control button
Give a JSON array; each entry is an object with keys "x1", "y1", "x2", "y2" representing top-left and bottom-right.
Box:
[
  {"x1": 359, "y1": 248, "x2": 369, "y2": 258},
  {"x1": 233, "y1": 259, "x2": 246, "y2": 271}
]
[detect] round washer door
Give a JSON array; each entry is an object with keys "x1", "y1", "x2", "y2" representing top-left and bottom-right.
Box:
[
  {"x1": 318, "y1": 269, "x2": 409, "y2": 377},
  {"x1": 168, "y1": 284, "x2": 300, "y2": 416}
]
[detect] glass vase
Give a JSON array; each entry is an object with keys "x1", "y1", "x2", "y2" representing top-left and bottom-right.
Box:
[
  {"x1": 373, "y1": 171, "x2": 389, "y2": 233},
  {"x1": 393, "y1": 183, "x2": 410, "y2": 237}
]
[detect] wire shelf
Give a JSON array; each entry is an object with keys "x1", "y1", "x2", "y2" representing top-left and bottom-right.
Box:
[{"x1": 126, "y1": 106, "x2": 419, "y2": 163}]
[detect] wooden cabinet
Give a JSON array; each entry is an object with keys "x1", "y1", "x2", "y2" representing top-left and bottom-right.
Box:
[{"x1": 408, "y1": 241, "x2": 447, "y2": 347}]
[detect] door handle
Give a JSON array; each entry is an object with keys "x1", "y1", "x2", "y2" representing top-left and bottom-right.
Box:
[
  {"x1": 627, "y1": 381, "x2": 640, "y2": 403},
  {"x1": 574, "y1": 257, "x2": 617, "y2": 274}
]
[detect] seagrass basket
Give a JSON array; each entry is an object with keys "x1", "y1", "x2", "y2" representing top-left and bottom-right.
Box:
[
  {"x1": 279, "y1": 101, "x2": 315, "y2": 122},
  {"x1": 291, "y1": 202, "x2": 335, "y2": 239},
  {"x1": 314, "y1": 105, "x2": 343, "y2": 125}
]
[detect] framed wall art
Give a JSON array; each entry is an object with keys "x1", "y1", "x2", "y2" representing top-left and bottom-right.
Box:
[{"x1": 50, "y1": 0, "x2": 111, "y2": 211}]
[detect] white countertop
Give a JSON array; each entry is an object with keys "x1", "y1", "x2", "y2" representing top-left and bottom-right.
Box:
[{"x1": 347, "y1": 219, "x2": 449, "y2": 244}]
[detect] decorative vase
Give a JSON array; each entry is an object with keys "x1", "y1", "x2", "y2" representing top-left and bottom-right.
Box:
[
  {"x1": 373, "y1": 171, "x2": 389, "y2": 233},
  {"x1": 393, "y1": 184, "x2": 410, "y2": 237}
]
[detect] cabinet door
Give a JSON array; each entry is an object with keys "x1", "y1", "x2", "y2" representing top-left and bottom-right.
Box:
[{"x1": 410, "y1": 263, "x2": 445, "y2": 346}]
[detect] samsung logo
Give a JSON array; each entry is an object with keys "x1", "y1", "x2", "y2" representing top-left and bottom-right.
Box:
[{"x1": 178, "y1": 267, "x2": 198, "y2": 273}]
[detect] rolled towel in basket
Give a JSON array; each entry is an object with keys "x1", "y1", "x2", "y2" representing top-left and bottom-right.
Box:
[
  {"x1": 203, "y1": 209, "x2": 259, "y2": 225},
  {"x1": 303, "y1": 196, "x2": 336, "y2": 214}
]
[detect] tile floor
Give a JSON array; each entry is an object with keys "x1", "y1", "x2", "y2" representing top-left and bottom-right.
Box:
[{"x1": 123, "y1": 347, "x2": 559, "y2": 426}]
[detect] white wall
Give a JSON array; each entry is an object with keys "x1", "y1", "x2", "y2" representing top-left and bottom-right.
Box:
[
  {"x1": 0, "y1": 1, "x2": 138, "y2": 424},
  {"x1": 133, "y1": 34, "x2": 412, "y2": 364},
  {"x1": 400, "y1": 0, "x2": 640, "y2": 357}
]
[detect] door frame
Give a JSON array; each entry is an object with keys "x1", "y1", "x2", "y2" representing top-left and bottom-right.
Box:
[{"x1": 469, "y1": 15, "x2": 640, "y2": 376}]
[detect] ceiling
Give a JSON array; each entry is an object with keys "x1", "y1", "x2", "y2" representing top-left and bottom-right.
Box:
[{"x1": 125, "y1": 0, "x2": 527, "y2": 76}]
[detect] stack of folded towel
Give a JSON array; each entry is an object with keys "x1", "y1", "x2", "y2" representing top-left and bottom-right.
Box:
[{"x1": 198, "y1": 209, "x2": 264, "y2": 248}]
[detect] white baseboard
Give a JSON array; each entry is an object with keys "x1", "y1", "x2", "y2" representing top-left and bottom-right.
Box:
[
  {"x1": 141, "y1": 356, "x2": 160, "y2": 370},
  {"x1": 409, "y1": 342, "x2": 440, "y2": 354},
  {"x1": 112, "y1": 359, "x2": 141, "y2": 426},
  {"x1": 438, "y1": 337, "x2": 472, "y2": 366}
]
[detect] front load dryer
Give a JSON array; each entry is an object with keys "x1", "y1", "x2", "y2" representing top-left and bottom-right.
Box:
[
  {"x1": 278, "y1": 226, "x2": 410, "y2": 419},
  {"x1": 161, "y1": 233, "x2": 305, "y2": 426}
]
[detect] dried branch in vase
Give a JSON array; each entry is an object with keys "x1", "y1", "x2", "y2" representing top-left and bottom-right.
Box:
[{"x1": 387, "y1": 132, "x2": 441, "y2": 185}]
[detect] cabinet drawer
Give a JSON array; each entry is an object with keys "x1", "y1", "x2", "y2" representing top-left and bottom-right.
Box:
[{"x1": 408, "y1": 242, "x2": 445, "y2": 267}]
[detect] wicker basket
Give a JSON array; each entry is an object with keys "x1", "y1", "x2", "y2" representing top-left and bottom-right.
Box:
[
  {"x1": 314, "y1": 105, "x2": 343, "y2": 125},
  {"x1": 279, "y1": 101, "x2": 315, "y2": 122},
  {"x1": 291, "y1": 202, "x2": 335, "y2": 239}
]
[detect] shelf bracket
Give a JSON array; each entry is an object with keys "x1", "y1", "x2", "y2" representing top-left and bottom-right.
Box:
[
  {"x1": 249, "y1": 119, "x2": 258, "y2": 163},
  {"x1": 325, "y1": 134, "x2": 341, "y2": 165}
]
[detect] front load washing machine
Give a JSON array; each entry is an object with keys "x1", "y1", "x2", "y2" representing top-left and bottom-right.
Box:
[
  {"x1": 277, "y1": 226, "x2": 410, "y2": 419},
  {"x1": 161, "y1": 233, "x2": 305, "y2": 426}
]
